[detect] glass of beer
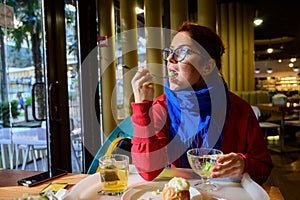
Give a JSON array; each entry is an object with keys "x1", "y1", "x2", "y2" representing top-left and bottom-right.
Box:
[{"x1": 98, "y1": 154, "x2": 129, "y2": 195}]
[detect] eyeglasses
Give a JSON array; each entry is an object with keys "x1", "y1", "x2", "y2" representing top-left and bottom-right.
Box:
[{"x1": 162, "y1": 47, "x2": 199, "y2": 62}]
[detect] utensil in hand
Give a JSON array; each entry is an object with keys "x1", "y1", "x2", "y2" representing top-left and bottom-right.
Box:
[
  {"x1": 98, "y1": 154, "x2": 129, "y2": 195},
  {"x1": 187, "y1": 148, "x2": 223, "y2": 191},
  {"x1": 122, "y1": 65, "x2": 170, "y2": 78}
]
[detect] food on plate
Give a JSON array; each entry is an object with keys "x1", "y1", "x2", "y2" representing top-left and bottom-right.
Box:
[
  {"x1": 162, "y1": 177, "x2": 190, "y2": 200},
  {"x1": 151, "y1": 189, "x2": 161, "y2": 196}
]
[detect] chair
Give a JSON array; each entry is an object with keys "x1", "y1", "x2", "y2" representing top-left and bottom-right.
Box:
[
  {"x1": 251, "y1": 106, "x2": 280, "y2": 141},
  {"x1": 69, "y1": 117, "x2": 83, "y2": 173},
  {"x1": 15, "y1": 144, "x2": 47, "y2": 171},
  {"x1": 87, "y1": 116, "x2": 134, "y2": 174},
  {"x1": 15, "y1": 124, "x2": 48, "y2": 171},
  {"x1": 71, "y1": 129, "x2": 82, "y2": 173},
  {"x1": 285, "y1": 119, "x2": 300, "y2": 127},
  {"x1": 284, "y1": 119, "x2": 300, "y2": 140}
]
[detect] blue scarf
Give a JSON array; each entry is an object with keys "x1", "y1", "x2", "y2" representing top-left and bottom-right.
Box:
[{"x1": 165, "y1": 73, "x2": 228, "y2": 168}]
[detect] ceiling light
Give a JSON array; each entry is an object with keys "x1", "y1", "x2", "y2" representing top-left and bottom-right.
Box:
[
  {"x1": 290, "y1": 58, "x2": 297, "y2": 62},
  {"x1": 254, "y1": 68, "x2": 260, "y2": 73},
  {"x1": 278, "y1": 59, "x2": 282, "y2": 63},
  {"x1": 254, "y1": 18, "x2": 263, "y2": 26},
  {"x1": 135, "y1": 7, "x2": 144, "y2": 14},
  {"x1": 293, "y1": 67, "x2": 299, "y2": 72},
  {"x1": 267, "y1": 48, "x2": 274, "y2": 54},
  {"x1": 289, "y1": 63, "x2": 294, "y2": 68},
  {"x1": 266, "y1": 68, "x2": 273, "y2": 73}
]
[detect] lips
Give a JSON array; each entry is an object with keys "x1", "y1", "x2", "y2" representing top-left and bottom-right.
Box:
[{"x1": 168, "y1": 70, "x2": 178, "y2": 78}]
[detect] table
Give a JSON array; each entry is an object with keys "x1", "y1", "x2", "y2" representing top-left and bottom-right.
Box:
[
  {"x1": 0, "y1": 127, "x2": 82, "y2": 172},
  {"x1": 287, "y1": 96, "x2": 300, "y2": 104},
  {"x1": 0, "y1": 169, "x2": 89, "y2": 199},
  {"x1": 0, "y1": 168, "x2": 284, "y2": 200},
  {"x1": 0, "y1": 127, "x2": 47, "y2": 145},
  {"x1": 0, "y1": 127, "x2": 47, "y2": 169},
  {"x1": 255, "y1": 103, "x2": 300, "y2": 153}
]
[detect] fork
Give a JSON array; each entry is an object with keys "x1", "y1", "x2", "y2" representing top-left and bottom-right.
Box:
[{"x1": 122, "y1": 65, "x2": 169, "y2": 78}]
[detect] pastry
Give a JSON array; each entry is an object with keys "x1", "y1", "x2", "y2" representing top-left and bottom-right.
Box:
[{"x1": 162, "y1": 177, "x2": 190, "y2": 200}]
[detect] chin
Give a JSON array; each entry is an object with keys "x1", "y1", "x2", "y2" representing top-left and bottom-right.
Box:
[
  {"x1": 169, "y1": 84, "x2": 182, "y2": 91},
  {"x1": 169, "y1": 84, "x2": 195, "y2": 91},
  {"x1": 169, "y1": 81, "x2": 188, "y2": 91}
]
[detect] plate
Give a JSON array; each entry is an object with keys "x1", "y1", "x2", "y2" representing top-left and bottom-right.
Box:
[{"x1": 121, "y1": 181, "x2": 202, "y2": 200}]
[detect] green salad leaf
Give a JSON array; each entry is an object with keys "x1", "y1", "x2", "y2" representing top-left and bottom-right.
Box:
[{"x1": 202, "y1": 161, "x2": 212, "y2": 172}]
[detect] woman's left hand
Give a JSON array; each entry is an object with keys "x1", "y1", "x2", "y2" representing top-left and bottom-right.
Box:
[{"x1": 211, "y1": 153, "x2": 245, "y2": 178}]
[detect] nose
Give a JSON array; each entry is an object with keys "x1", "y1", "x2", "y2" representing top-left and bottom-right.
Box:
[{"x1": 167, "y1": 52, "x2": 177, "y2": 63}]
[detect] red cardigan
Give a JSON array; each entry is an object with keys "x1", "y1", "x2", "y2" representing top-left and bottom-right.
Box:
[{"x1": 131, "y1": 92, "x2": 273, "y2": 185}]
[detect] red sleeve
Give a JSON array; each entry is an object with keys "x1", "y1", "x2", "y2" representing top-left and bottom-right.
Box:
[
  {"x1": 222, "y1": 93, "x2": 273, "y2": 185},
  {"x1": 131, "y1": 96, "x2": 169, "y2": 181},
  {"x1": 238, "y1": 112, "x2": 273, "y2": 185}
]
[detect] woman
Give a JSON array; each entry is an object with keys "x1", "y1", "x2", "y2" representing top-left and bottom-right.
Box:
[{"x1": 130, "y1": 22, "x2": 273, "y2": 185}]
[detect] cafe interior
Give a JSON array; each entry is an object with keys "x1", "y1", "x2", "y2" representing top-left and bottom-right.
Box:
[{"x1": 0, "y1": 0, "x2": 299, "y2": 199}]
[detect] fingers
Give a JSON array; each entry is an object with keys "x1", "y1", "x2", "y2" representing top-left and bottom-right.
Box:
[
  {"x1": 131, "y1": 67, "x2": 155, "y2": 103},
  {"x1": 142, "y1": 82, "x2": 154, "y2": 88},
  {"x1": 131, "y1": 68, "x2": 154, "y2": 90},
  {"x1": 132, "y1": 74, "x2": 153, "y2": 91},
  {"x1": 211, "y1": 153, "x2": 245, "y2": 178},
  {"x1": 212, "y1": 166, "x2": 242, "y2": 178},
  {"x1": 138, "y1": 73, "x2": 153, "y2": 87},
  {"x1": 132, "y1": 67, "x2": 150, "y2": 81}
]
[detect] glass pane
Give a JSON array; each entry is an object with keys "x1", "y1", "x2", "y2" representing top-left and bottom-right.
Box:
[
  {"x1": 65, "y1": 1, "x2": 82, "y2": 173},
  {"x1": 0, "y1": 1, "x2": 48, "y2": 171}
]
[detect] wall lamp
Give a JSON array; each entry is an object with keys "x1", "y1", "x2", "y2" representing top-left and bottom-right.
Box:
[
  {"x1": 266, "y1": 68, "x2": 273, "y2": 73},
  {"x1": 267, "y1": 48, "x2": 274, "y2": 54},
  {"x1": 293, "y1": 66, "x2": 299, "y2": 72},
  {"x1": 254, "y1": 18, "x2": 263, "y2": 26}
]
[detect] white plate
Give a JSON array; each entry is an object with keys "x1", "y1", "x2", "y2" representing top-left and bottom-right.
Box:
[{"x1": 121, "y1": 181, "x2": 202, "y2": 200}]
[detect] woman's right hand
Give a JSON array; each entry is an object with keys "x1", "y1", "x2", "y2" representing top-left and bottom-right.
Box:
[{"x1": 131, "y1": 67, "x2": 154, "y2": 103}]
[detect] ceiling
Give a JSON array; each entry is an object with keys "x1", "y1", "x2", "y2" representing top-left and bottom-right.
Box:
[
  {"x1": 253, "y1": 0, "x2": 300, "y2": 61},
  {"x1": 253, "y1": 0, "x2": 300, "y2": 77}
]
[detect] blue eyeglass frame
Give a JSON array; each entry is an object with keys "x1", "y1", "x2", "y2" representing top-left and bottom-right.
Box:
[{"x1": 162, "y1": 47, "x2": 199, "y2": 62}]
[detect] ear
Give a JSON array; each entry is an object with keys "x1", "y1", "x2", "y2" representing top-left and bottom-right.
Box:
[{"x1": 202, "y1": 59, "x2": 216, "y2": 76}]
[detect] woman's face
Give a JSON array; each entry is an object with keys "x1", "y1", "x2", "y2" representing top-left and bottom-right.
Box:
[{"x1": 167, "y1": 31, "x2": 208, "y2": 91}]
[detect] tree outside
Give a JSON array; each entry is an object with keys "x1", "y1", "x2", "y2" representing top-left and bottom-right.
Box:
[{"x1": 0, "y1": 0, "x2": 45, "y2": 120}]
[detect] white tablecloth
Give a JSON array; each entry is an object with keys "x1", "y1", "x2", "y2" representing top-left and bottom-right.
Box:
[{"x1": 64, "y1": 166, "x2": 269, "y2": 200}]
